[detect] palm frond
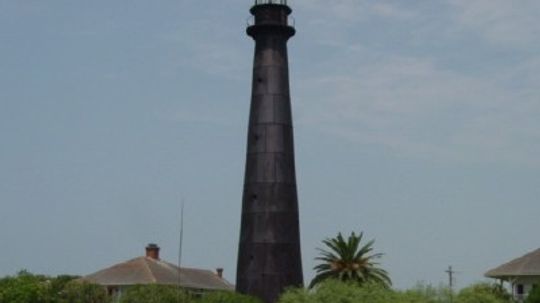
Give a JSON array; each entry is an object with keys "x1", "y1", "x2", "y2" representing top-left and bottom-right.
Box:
[{"x1": 310, "y1": 231, "x2": 392, "y2": 289}]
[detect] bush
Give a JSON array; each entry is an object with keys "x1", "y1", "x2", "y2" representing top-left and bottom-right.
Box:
[
  {"x1": 0, "y1": 271, "x2": 108, "y2": 303},
  {"x1": 57, "y1": 281, "x2": 110, "y2": 303},
  {"x1": 119, "y1": 284, "x2": 191, "y2": 303},
  {"x1": 401, "y1": 282, "x2": 452, "y2": 303},
  {"x1": 526, "y1": 285, "x2": 540, "y2": 303},
  {"x1": 279, "y1": 280, "x2": 464, "y2": 303},
  {"x1": 0, "y1": 271, "x2": 52, "y2": 303},
  {"x1": 279, "y1": 280, "x2": 398, "y2": 303},
  {"x1": 456, "y1": 283, "x2": 509, "y2": 303},
  {"x1": 49, "y1": 275, "x2": 79, "y2": 298},
  {"x1": 198, "y1": 291, "x2": 262, "y2": 303}
]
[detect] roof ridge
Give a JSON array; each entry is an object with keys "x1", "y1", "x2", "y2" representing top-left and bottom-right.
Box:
[
  {"x1": 82, "y1": 256, "x2": 143, "y2": 277},
  {"x1": 142, "y1": 257, "x2": 158, "y2": 283},
  {"x1": 158, "y1": 260, "x2": 212, "y2": 272}
]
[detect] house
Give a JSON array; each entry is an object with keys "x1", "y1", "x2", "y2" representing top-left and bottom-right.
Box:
[
  {"x1": 81, "y1": 244, "x2": 233, "y2": 299},
  {"x1": 485, "y1": 248, "x2": 540, "y2": 302}
]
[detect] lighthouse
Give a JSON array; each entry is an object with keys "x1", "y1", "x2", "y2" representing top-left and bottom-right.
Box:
[{"x1": 236, "y1": 1, "x2": 303, "y2": 303}]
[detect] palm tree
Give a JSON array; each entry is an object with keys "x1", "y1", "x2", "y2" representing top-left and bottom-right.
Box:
[{"x1": 309, "y1": 232, "x2": 391, "y2": 289}]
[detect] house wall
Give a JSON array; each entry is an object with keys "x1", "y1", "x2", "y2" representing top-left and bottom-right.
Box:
[{"x1": 512, "y1": 277, "x2": 540, "y2": 302}]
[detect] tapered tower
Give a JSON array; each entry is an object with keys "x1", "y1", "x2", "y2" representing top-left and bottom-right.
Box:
[{"x1": 236, "y1": 1, "x2": 303, "y2": 303}]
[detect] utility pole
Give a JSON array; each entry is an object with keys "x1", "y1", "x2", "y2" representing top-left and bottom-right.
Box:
[{"x1": 446, "y1": 266, "x2": 455, "y2": 303}]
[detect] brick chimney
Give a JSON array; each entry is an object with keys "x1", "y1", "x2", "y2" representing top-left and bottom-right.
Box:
[
  {"x1": 145, "y1": 243, "x2": 160, "y2": 260},
  {"x1": 216, "y1": 268, "x2": 224, "y2": 278}
]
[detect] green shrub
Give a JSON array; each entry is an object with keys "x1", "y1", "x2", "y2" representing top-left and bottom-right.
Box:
[
  {"x1": 0, "y1": 271, "x2": 107, "y2": 303},
  {"x1": 57, "y1": 281, "x2": 110, "y2": 303},
  {"x1": 279, "y1": 280, "x2": 462, "y2": 303},
  {"x1": 401, "y1": 282, "x2": 452, "y2": 303},
  {"x1": 49, "y1": 275, "x2": 79, "y2": 298},
  {"x1": 526, "y1": 285, "x2": 540, "y2": 303},
  {"x1": 279, "y1": 280, "x2": 396, "y2": 303},
  {"x1": 198, "y1": 291, "x2": 262, "y2": 303},
  {"x1": 119, "y1": 284, "x2": 191, "y2": 303},
  {"x1": 456, "y1": 283, "x2": 509, "y2": 303},
  {"x1": 0, "y1": 271, "x2": 52, "y2": 303}
]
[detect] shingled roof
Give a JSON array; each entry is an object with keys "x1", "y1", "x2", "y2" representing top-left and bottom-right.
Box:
[
  {"x1": 485, "y1": 248, "x2": 540, "y2": 279},
  {"x1": 81, "y1": 244, "x2": 233, "y2": 291}
]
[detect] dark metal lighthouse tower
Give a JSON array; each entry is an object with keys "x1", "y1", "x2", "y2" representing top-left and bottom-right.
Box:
[{"x1": 236, "y1": 1, "x2": 303, "y2": 303}]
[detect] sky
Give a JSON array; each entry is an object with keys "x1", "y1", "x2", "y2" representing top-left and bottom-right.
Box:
[{"x1": 1, "y1": 0, "x2": 539, "y2": 290}]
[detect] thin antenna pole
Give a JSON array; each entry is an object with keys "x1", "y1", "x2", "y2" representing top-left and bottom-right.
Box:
[{"x1": 177, "y1": 200, "x2": 185, "y2": 303}]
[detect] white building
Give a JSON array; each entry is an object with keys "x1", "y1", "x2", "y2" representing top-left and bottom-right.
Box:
[{"x1": 485, "y1": 248, "x2": 540, "y2": 302}]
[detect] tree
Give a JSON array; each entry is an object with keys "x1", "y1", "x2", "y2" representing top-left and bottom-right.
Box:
[{"x1": 309, "y1": 232, "x2": 391, "y2": 289}]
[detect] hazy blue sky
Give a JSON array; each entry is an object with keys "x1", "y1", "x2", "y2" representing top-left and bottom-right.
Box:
[{"x1": 1, "y1": 0, "x2": 539, "y2": 290}]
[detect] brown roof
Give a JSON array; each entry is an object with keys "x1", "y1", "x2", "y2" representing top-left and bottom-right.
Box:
[
  {"x1": 485, "y1": 248, "x2": 540, "y2": 279},
  {"x1": 82, "y1": 257, "x2": 233, "y2": 291}
]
